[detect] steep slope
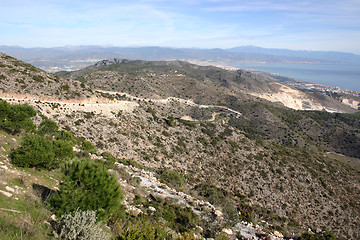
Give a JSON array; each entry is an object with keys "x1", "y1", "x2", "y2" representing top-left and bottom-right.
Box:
[
  {"x1": 4, "y1": 88, "x2": 360, "y2": 239},
  {"x1": 57, "y1": 58, "x2": 358, "y2": 113},
  {"x1": 57, "y1": 59, "x2": 360, "y2": 158},
  {"x1": 0, "y1": 52, "x2": 95, "y2": 100},
  {"x1": 1, "y1": 53, "x2": 360, "y2": 239}
]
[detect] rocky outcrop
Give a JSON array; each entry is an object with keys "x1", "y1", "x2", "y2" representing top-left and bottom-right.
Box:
[{"x1": 249, "y1": 82, "x2": 357, "y2": 113}]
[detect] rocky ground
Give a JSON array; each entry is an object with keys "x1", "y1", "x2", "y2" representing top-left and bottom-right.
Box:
[
  {"x1": 1, "y1": 52, "x2": 360, "y2": 239},
  {"x1": 1, "y1": 90, "x2": 359, "y2": 239}
]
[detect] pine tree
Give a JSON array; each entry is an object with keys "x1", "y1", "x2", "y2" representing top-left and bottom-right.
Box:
[
  {"x1": 10, "y1": 134, "x2": 56, "y2": 169},
  {"x1": 38, "y1": 118, "x2": 58, "y2": 137},
  {"x1": 50, "y1": 160, "x2": 123, "y2": 221},
  {"x1": 0, "y1": 100, "x2": 36, "y2": 133}
]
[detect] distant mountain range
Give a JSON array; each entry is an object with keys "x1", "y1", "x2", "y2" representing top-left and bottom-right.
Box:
[
  {"x1": 228, "y1": 45, "x2": 360, "y2": 63},
  {"x1": 1, "y1": 45, "x2": 359, "y2": 72}
]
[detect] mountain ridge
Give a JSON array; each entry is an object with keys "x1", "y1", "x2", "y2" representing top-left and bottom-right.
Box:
[
  {"x1": 0, "y1": 52, "x2": 360, "y2": 239},
  {"x1": 57, "y1": 58, "x2": 359, "y2": 113},
  {"x1": 2, "y1": 45, "x2": 360, "y2": 73},
  {"x1": 227, "y1": 45, "x2": 360, "y2": 63}
]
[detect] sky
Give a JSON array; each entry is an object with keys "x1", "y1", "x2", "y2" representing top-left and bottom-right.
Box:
[{"x1": 1, "y1": 0, "x2": 360, "y2": 54}]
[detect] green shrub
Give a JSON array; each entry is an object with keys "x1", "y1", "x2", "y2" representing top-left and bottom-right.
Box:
[
  {"x1": 53, "y1": 210, "x2": 110, "y2": 240},
  {"x1": 60, "y1": 84, "x2": 70, "y2": 91},
  {"x1": 147, "y1": 199, "x2": 198, "y2": 233},
  {"x1": 74, "y1": 119, "x2": 85, "y2": 126},
  {"x1": 117, "y1": 158, "x2": 144, "y2": 169},
  {"x1": 214, "y1": 233, "x2": 229, "y2": 240},
  {"x1": 32, "y1": 75, "x2": 44, "y2": 83},
  {"x1": 52, "y1": 139, "x2": 75, "y2": 160},
  {"x1": 10, "y1": 132, "x2": 75, "y2": 170},
  {"x1": 0, "y1": 100, "x2": 36, "y2": 133},
  {"x1": 117, "y1": 218, "x2": 170, "y2": 240},
  {"x1": 10, "y1": 134, "x2": 56, "y2": 169},
  {"x1": 194, "y1": 183, "x2": 245, "y2": 222},
  {"x1": 56, "y1": 130, "x2": 76, "y2": 145},
  {"x1": 157, "y1": 168, "x2": 186, "y2": 190},
  {"x1": 194, "y1": 184, "x2": 228, "y2": 205},
  {"x1": 101, "y1": 152, "x2": 117, "y2": 169},
  {"x1": 165, "y1": 115, "x2": 176, "y2": 127},
  {"x1": 146, "y1": 107, "x2": 157, "y2": 119},
  {"x1": 82, "y1": 141, "x2": 96, "y2": 153},
  {"x1": 300, "y1": 230, "x2": 337, "y2": 240},
  {"x1": 38, "y1": 119, "x2": 58, "y2": 137},
  {"x1": 50, "y1": 160, "x2": 123, "y2": 221}
]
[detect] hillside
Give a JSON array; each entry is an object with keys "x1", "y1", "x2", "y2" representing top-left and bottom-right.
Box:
[
  {"x1": 0, "y1": 52, "x2": 360, "y2": 239},
  {"x1": 58, "y1": 58, "x2": 358, "y2": 112},
  {"x1": 0, "y1": 52, "x2": 95, "y2": 100},
  {"x1": 58, "y1": 59, "x2": 360, "y2": 158}
]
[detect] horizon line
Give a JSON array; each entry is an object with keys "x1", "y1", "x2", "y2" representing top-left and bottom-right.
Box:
[{"x1": 1, "y1": 44, "x2": 359, "y2": 56}]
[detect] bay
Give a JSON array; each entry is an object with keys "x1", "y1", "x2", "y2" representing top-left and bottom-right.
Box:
[{"x1": 235, "y1": 62, "x2": 360, "y2": 91}]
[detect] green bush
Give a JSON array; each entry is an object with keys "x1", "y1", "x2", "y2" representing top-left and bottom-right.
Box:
[
  {"x1": 38, "y1": 119, "x2": 58, "y2": 137},
  {"x1": 146, "y1": 107, "x2": 157, "y2": 119},
  {"x1": 117, "y1": 158, "x2": 144, "y2": 169},
  {"x1": 52, "y1": 139, "x2": 75, "y2": 160},
  {"x1": 300, "y1": 230, "x2": 337, "y2": 240},
  {"x1": 101, "y1": 152, "x2": 117, "y2": 169},
  {"x1": 50, "y1": 160, "x2": 123, "y2": 221},
  {"x1": 117, "y1": 218, "x2": 170, "y2": 240},
  {"x1": 165, "y1": 115, "x2": 176, "y2": 127},
  {"x1": 194, "y1": 184, "x2": 228, "y2": 205},
  {"x1": 148, "y1": 199, "x2": 198, "y2": 233},
  {"x1": 53, "y1": 210, "x2": 110, "y2": 240},
  {"x1": 82, "y1": 141, "x2": 96, "y2": 154},
  {"x1": 56, "y1": 130, "x2": 76, "y2": 145},
  {"x1": 10, "y1": 134, "x2": 56, "y2": 169},
  {"x1": 10, "y1": 133, "x2": 75, "y2": 170},
  {"x1": 157, "y1": 168, "x2": 186, "y2": 190},
  {"x1": 0, "y1": 100, "x2": 36, "y2": 133}
]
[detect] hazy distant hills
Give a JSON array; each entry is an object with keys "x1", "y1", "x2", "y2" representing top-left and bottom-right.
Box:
[
  {"x1": 228, "y1": 45, "x2": 360, "y2": 64},
  {"x1": 1, "y1": 45, "x2": 360, "y2": 72}
]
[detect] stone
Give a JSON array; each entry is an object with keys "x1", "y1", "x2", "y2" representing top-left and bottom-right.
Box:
[
  {"x1": 214, "y1": 209, "x2": 223, "y2": 217},
  {"x1": 0, "y1": 190, "x2": 13, "y2": 198},
  {"x1": 148, "y1": 206, "x2": 156, "y2": 212},
  {"x1": 127, "y1": 205, "x2": 143, "y2": 215},
  {"x1": 0, "y1": 165, "x2": 9, "y2": 170},
  {"x1": 273, "y1": 231, "x2": 284, "y2": 238},
  {"x1": 222, "y1": 228, "x2": 233, "y2": 235},
  {"x1": 51, "y1": 214, "x2": 57, "y2": 221},
  {"x1": 195, "y1": 226, "x2": 203, "y2": 233},
  {"x1": 5, "y1": 186, "x2": 15, "y2": 193}
]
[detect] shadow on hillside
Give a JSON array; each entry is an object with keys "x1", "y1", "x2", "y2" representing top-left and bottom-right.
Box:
[{"x1": 32, "y1": 183, "x2": 55, "y2": 202}]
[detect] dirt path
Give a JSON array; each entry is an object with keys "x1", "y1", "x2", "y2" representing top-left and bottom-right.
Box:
[
  {"x1": 0, "y1": 92, "x2": 138, "y2": 118},
  {"x1": 0, "y1": 90, "x2": 241, "y2": 120},
  {"x1": 97, "y1": 89, "x2": 242, "y2": 117}
]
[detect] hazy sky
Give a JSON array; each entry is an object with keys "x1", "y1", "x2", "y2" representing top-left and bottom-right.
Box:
[{"x1": 1, "y1": 0, "x2": 360, "y2": 53}]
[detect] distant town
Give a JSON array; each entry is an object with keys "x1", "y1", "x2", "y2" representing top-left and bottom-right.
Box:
[{"x1": 252, "y1": 70, "x2": 360, "y2": 99}]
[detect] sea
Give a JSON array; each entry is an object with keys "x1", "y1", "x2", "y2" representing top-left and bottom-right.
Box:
[{"x1": 235, "y1": 62, "x2": 360, "y2": 92}]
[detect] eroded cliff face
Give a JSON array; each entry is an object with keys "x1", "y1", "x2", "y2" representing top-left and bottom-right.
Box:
[
  {"x1": 249, "y1": 82, "x2": 358, "y2": 113},
  {"x1": 341, "y1": 97, "x2": 360, "y2": 109}
]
